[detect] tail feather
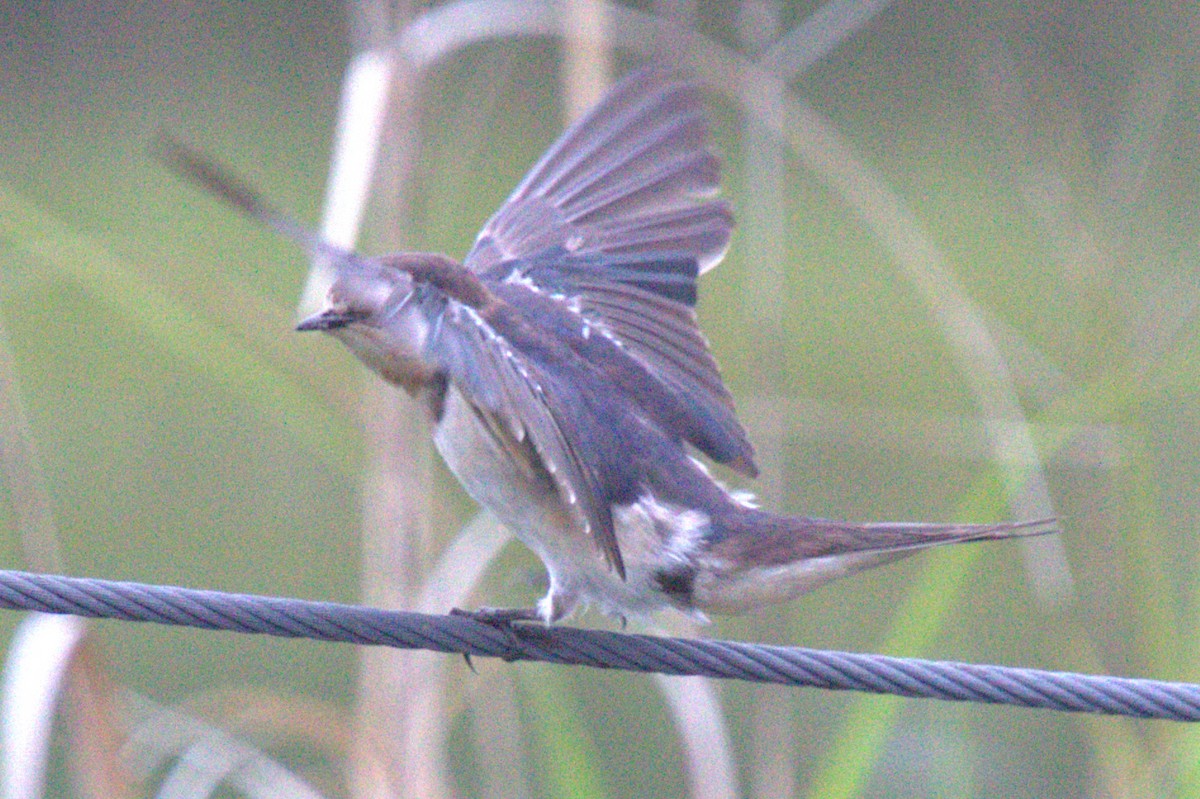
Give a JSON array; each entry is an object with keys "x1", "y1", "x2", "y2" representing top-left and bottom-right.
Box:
[
  {"x1": 687, "y1": 512, "x2": 1056, "y2": 614},
  {"x1": 709, "y1": 511, "x2": 1056, "y2": 567}
]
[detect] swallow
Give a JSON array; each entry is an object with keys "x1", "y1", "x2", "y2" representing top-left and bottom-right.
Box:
[{"x1": 162, "y1": 66, "x2": 1054, "y2": 624}]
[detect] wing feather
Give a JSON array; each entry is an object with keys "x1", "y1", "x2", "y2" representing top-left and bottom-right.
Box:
[
  {"x1": 499, "y1": 252, "x2": 757, "y2": 475},
  {"x1": 428, "y1": 300, "x2": 626, "y2": 577},
  {"x1": 465, "y1": 67, "x2": 732, "y2": 274}
]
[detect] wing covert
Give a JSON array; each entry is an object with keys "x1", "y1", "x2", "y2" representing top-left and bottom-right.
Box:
[{"x1": 493, "y1": 250, "x2": 758, "y2": 476}]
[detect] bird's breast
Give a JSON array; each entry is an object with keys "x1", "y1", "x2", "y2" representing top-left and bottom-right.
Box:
[{"x1": 431, "y1": 384, "x2": 582, "y2": 564}]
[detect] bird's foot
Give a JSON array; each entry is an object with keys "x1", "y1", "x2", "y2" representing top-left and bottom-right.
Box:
[
  {"x1": 450, "y1": 606, "x2": 543, "y2": 668},
  {"x1": 451, "y1": 605, "x2": 542, "y2": 625}
]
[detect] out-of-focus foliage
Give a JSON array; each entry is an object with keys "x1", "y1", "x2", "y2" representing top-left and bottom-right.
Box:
[{"x1": 2, "y1": 1, "x2": 1198, "y2": 797}]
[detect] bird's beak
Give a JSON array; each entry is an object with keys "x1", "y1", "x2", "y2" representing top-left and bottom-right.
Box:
[{"x1": 295, "y1": 308, "x2": 356, "y2": 332}]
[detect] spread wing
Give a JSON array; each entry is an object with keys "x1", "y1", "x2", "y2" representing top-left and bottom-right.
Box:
[
  {"x1": 464, "y1": 66, "x2": 733, "y2": 274},
  {"x1": 464, "y1": 67, "x2": 756, "y2": 475}
]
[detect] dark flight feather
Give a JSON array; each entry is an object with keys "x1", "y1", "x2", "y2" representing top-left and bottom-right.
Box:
[{"x1": 464, "y1": 67, "x2": 733, "y2": 274}]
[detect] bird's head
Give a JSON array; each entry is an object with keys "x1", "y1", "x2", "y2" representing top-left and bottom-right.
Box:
[{"x1": 297, "y1": 256, "x2": 439, "y2": 395}]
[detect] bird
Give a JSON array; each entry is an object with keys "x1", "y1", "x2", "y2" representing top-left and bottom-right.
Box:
[{"x1": 161, "y1": 66, "x2": 1054, "y2": 625}]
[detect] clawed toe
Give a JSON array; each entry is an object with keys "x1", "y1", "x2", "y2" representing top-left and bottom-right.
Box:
[{"x1": 450, "y1": 606, "x2": 541, "y2": 666}]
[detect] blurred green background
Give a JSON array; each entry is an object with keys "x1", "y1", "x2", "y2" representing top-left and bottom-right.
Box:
[{"x1": 3, "y1": 1, "x2": 1200, "y2": 797}]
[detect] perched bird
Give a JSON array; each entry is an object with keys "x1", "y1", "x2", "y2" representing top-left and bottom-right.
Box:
[{"x1": 163, "y1": 67, "x2": 1053, "y2": 624}]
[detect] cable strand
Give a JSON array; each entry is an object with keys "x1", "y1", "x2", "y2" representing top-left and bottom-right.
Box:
[{"x1": 0, "y1": 569, "x2": 1197, "y2": 721}]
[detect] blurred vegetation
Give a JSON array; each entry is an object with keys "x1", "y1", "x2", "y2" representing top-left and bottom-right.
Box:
[{"x1": 2, "y1": 1, "x2": 1199, "y2": 797}]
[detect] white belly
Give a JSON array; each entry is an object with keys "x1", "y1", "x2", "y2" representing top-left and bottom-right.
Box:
[{"x1": 431, "y1": 385, "x2": 697, "y2": 621}]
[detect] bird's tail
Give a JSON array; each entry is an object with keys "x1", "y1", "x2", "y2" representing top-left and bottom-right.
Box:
[{"x1": 688, "y1": 511, "x2": 1055, "y2": 614}]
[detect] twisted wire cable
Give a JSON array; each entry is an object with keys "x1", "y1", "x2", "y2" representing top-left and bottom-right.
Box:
[{"x1": 0, "y1": 569, "x2": 1195, "y2": 720}]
